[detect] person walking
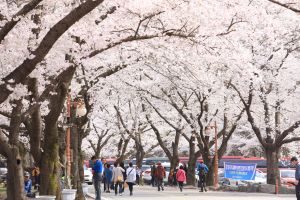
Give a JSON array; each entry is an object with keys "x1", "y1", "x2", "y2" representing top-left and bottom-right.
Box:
[
  {"x1": 150, "y1": 163, "x2": 156, "y2": 187},
  {"x1": 31, "y1": 165, "x2": 40, "y2": 190},
  {"x1": 126, "y1": 162, "x2": 137, "y2": 196},
  {"x1": 91, "y1": 156, "x2": 103, "y2": 200},
  {"x1": 197, "y1": 160, "x2": 209, "y2": 192},
  {"x1": 136, "y1": 166, "x2": 141, "y2": 186},
  {"x1": 155, "y1": 162, "x2": 166, "y2": 191},
  {"x1": 104, "y1": 163, "x2": 112, "y2": 193},
  {"x1": 101, "y1": 158, "x2": 106, "y2": 192},
  {"x1": 291, "y1": 156, "x2": 300, "y2": 200},
  {"x1": 112, "y1": 162, "x2": 125, "y2": 196},
  {"x1": 176, "y1": 166, "x2": 186, "y2": 192},
  {"x1": 120, "y1": 162, "x2": 127, "y2": 193}
]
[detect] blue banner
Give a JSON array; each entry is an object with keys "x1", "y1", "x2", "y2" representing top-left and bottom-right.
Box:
[{"x1": 224, "y1": 162, "x2": 257, "y2": 180}]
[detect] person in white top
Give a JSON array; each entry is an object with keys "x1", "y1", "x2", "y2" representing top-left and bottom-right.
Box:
[
  {"x1": 126, "y1": 162, "x2": 137, "y2": 196},
  {"x1": 112, "y1": 162, "x2": 125, "y2": 196}
]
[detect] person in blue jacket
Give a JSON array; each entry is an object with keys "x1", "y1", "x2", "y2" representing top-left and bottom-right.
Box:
[
  {"x1": 197, "y1": 161, "x2": 208, "y2": 192},
  {"x1": 24, "y1": 172, "x2": 32, "y2": 194},
  {"x1": 91, "y1": 156, "x2": 103, "y2": 200},
  {"x1": 291, "y1": 156, "x2": 300, "y2": 200},
  {"x1": 104, "y1": 163, "x2": 113, "y2": 193}
]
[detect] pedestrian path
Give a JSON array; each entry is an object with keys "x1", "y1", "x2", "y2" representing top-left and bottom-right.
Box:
[{"x1": 87, "y1": 185, "x2": 295, "y2": 200}]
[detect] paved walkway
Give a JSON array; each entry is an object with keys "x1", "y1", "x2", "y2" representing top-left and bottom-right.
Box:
[{"x1": 87, "y1": 185, "x2": 295, "y2": 200}]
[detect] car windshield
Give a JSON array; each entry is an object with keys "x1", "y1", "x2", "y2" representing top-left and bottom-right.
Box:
[{"x1": 281, "y1": 170, "x2": 295, "y2": 178}]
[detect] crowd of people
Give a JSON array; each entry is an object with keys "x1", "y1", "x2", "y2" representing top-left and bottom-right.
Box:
[
  {"x1": 91, "y1": 156, "x2": 210, "y2": 200},
  {"x1": 17, "y1": 156, "x2": 300, "y2": 200}
]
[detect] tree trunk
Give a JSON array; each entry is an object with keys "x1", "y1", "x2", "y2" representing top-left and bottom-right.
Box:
[
  {"x1": 5, "y1": 99, "x2": 25, "y2": 200},
  {"x1": 135, "y1": 143, "x2": 145, "y2": 168},
  {"x1": 169, "y1": 153, "x2": 179, "y2": 174},
  {"x1": 71, "y1": 118, "x2": 84, "y2": 200},
  {"x1": 6, "y1": 147, "x2": 25, "y2": 200},
  {"x1": 202, "y1": 147, "x2": 213, "y2": 186},
  {"x1": 40, "y1": 123, "x2": 61, "y2": 198},
  {"x1": 265, "y1": 146, "x2": 279, "y2": 185},
  {"x1": 77, "y1": 132, "x2": 85, "y2": 199},
  {"x1": 39, "y1": 66, "x2": 76, "y2": 198},
  {"x1": 186, "y1": 137, "x2": 199, "y2": 185}
]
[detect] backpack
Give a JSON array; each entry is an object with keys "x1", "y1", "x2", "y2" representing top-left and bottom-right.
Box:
[{"x1": 198, "y1": 168, "x2": 205, "y2": 176}]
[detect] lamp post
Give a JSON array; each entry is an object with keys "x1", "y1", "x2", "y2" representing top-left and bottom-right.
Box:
[{"x1": 65, "y1": 93, "x2": 87, "y2": 187}]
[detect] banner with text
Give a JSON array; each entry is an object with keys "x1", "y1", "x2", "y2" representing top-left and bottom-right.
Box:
[{"x1": 224, "y1": 162, "x2": 257, "y2": 180}]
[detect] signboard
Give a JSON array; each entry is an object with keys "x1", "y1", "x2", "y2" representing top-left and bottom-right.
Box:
[{"x1": 224, "y1": 162, "x2": 257, "y2": 180}]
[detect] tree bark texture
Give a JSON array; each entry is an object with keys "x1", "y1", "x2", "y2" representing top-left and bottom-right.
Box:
[
  {"x1": 5, "y1": 100, "x2": 25, "y2": 200},
  {"x1": 6, "y1": 146, "x2": 25, "y2": 200},
  {"x1": 186, "y1": 136, "x2": 200, "y2": 185},
  {"x1": 265, "y1": 145, "x2": 280, "y2": 185},
  {"x1": 39, "y1": 66, "x2": 76, "y2": 198}
]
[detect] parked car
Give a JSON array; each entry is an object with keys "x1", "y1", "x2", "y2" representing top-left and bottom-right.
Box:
[
  {"x1": 84, "y1": 167, "x2": 93, "y2": 185},
  {"x1": 142, "y1": 163, "x2": 170, "y2": 184},
  {"x1": 280, "y1": 169, "x2": 296, "y2": 186}
]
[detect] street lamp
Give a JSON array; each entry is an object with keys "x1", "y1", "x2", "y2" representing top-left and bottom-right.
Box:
[
  {"x1": 65, "y1": 93, "x2": 87, "y2": 186},
  {"x1": 206, "y1": 122, "x2": 218, "y2": 189}
]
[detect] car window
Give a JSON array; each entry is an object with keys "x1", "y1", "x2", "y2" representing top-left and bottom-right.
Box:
[
  {"x1": 255, "y1": 172, "x2": 265, "y2": 178},
  {"x1": 281, "y1": 170, "x2": 295, "y2": 178}
]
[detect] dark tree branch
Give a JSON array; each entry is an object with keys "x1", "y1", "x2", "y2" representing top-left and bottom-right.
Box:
[
  {"x1": 144, "y1": 98, "x2": 178, "y2": 130},
  {"x1": 230, "y1": 82, "x2": 266, "y2": 147},
  {"x1": 268, "y1": 0, "x2": 300, "y2": 14},
  {"x1": 276, "y1": 120, "x2": 300, "y2": 145},
  {"x1": 0, "y1": 0, "x2": 43, "y2": 43},
  {"x1": 281, "y1": 136, "x2": 300, "y2": 145},
  {"x1": 87, "y1": 30, "x2": 194, "y2": 58},
  {"x1": 145, "y1": 113, "x2": 173, "y2": 160}
]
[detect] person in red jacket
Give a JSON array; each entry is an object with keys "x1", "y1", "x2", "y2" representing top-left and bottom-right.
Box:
[
  {"x1": 176, "y1": 165, "x2": 186, "y2": 192},
  {"x1": 155, "y1": 162, "x2": 166, "y2": 191}
]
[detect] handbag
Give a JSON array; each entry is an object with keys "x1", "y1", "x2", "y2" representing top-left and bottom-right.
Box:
[{"x1": 117, "y1": 175, "x2": 123, "y2": 182}]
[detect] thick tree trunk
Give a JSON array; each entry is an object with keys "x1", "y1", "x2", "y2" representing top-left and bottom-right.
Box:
[
  {"x1": 77, "y1": 132, "x2": 85, "y2": 200},
  {"x1": 206, "y1": 163, "x2": 214, "y2": 186},
  {"x1": 27, "y1": 78, "x2": 42, "y2": 164},
  {"x1": 265, "y1": 146, "x2": 279, "y2": 185},
  {"x1": 40, "y1": 123, "x2": 61, "y2": 198},
  {"x1": 186, "y1": 136, "x2": 199, "y2": 185},
  {"x1": 169, "y1": 155, "x2": 179, "y2": 174},
  {"x1": 71, "y1": 120, "x2": 84, "y2": 200},
  {"x1": 6, "y1": 147, "x2": 25, "y2": 200},
  {"x1": 39, "y1": 66, "x2": 76, "y2": 198},
  {"x1": 187, "y1": 157, "x2": 197, "y2": 186},
  {"x1": 135, "y1": 144, "x2": 145, "y2": 168},
  {"x1": 5, "y1": 100, "x2": 25, "y2": 200},
  {"x1": 202, "y1": 147, "x2": 214, "y2": 186}
]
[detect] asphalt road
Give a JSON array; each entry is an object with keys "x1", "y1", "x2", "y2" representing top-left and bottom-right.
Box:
[{"x1": 88, "y1": 185, "x2": 295, "y2": 200}]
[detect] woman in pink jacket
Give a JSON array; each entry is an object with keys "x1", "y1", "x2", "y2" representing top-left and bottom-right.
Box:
[{"x1": 176, "y1": 165, "x2": 186, "y2": 192}]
